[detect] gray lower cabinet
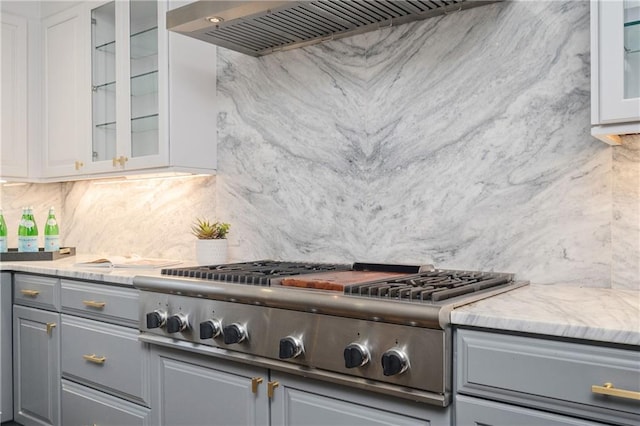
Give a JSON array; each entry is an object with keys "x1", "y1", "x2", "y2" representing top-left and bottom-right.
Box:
[
  {"x1": 1, "y1": 272, "x2": 13, "y2": 422},
  {"x1": 150, "y1": 345, "x2": 449, "y2": 426},
  {"x1": 10, "y1": 273, "x2": 148, "y2": 426},
  {"x1": 12, "y1": 304, "x2": 60, "y2": 426},
  {"x1": 150, "y1": 345, "x2": 269, "y2": 425},
  {"x1": 455, "y1": 328, "x2": 640, "y2": 426},
  {"x1": 61, "y1": 379, "x2": 150, "y2": 426},
  {"x1": 456, "y1": 395, "x2": 605, "y2": 426},
  {"x1": 270, "y1": 371, "x2": 449, "y2": 426},
  {"x1": 59, "y1": 279, "x2": 149, "y2": 426}
]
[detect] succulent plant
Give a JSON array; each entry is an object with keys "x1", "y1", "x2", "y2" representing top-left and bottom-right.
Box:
[{"x1": 191, "y1": 218, "x2": 231, "y2": 240}]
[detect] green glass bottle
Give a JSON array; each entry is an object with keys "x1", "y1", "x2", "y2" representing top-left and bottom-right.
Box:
[
  {"x1": 18, "y1": 206, "x2": 38, "y2": 252},
  {"x1": 17, "y1": 207, "x2": 27, "y2": 252},
  {"x1": 44, "y1": 207, "x2": 60, "y2": 252},
  {"x1": 0, "y1": 208, "x2": 7, "y2": 253}
]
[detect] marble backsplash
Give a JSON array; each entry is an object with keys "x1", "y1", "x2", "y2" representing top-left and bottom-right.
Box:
[
  {"x1": 0, "y1": 176, "x2": 216, "y2": 261},
  {"x1": 0, "y1": 1, "x2": 638, "y2": 289},
  {"x1": 216, "y1": 0, "x2": 616, "y2": 286}
]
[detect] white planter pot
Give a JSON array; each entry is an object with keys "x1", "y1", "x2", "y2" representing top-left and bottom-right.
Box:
[{"x1": 195, "y1": 239, "x2": 228, "y2": 265}]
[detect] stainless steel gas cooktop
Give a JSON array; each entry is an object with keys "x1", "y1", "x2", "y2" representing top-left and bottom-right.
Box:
[{"x1": 135, "y1": 260, "x2": 528, "y2": 406}]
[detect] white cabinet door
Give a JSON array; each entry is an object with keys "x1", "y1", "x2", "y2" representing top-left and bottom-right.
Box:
[
  {"x1": 1, "y1": 13, "x2": 28, "y2": 178},
  {"x1": 592, "y1": 0, "x2": 640, "y2": 143},
  {"x1": 41, "y1": 4, "x2": 90, "y2": 177}
]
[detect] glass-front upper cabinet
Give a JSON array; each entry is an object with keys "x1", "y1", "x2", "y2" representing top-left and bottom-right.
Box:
[
  {"x1": 91, "y1": 1, "x2": 117, "y2": 165},
  {"x1": 129, "y1": 0, "x2": 159, "y2": 159},
  {"x1": 88, "y1": 0, "x2": 164, "y2": 172},
  {"x1": 625, "y1": 0, "x2": 640, "y2": 99},
  {"x1": 592, "y1": 0, "x2": 640, "y2": 144}
]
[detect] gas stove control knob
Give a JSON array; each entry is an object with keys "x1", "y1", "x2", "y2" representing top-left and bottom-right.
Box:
[
  {"x1": 146, "y1": 310, "x2": 167, "y2": 329},
  {"x1": 223, "y1": 323, "x2": 247, "y2": 345},
  {"x1": 279, "y1": 337, "x2": 304, "y2": 359},
  {"x1": 166, "y1": 313, "x2": 189, "y2": 333},
  {"x1": 381, "y1": 349, "x2": 409, "y2": 376},
  {"x1": 343, "y1": 343, "x2": 370, "y2": 368},
  {"x1": 199, "y1": 319, "x2": 222, "y2": 340}
]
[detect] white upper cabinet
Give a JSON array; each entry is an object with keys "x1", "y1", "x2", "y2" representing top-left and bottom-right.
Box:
[
  {"x1": 1, "y1": 13, "x2": 29, "y2": 179},
  {"x1": 592, "y1": 0, "x2": 640, "y2": 144},
  {"x1": 42, "y1": 3, "x2": 88, "y2": 177},
  {"x1": 42, "y1": 0, "x2": 217, "y2": 180}
]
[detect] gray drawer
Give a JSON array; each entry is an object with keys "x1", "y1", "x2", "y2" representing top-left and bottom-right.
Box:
[
  {"x1": 61, "y1": 314, "x2": 149, "y2": 406},
  {"x1": 14, "y1": 274, "x2": 60, "y2": 311},
  {"x1": 456, "y1": 328, "x2": 640, "y2": 425},
  {"x1": 62, "y1": 379, "x2": 150, "y2": 426},
  {"x1": 61, "y1": 280, "x2": 138, "y2": 327}
]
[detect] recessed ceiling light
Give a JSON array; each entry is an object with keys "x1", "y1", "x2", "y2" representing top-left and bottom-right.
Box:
[{"x1": 207, "y1": 16, "x2": 223, "y2": 23}]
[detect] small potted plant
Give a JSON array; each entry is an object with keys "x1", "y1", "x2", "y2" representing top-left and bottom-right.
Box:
[{"x1": 191, "y1": 218, "x2": 231, "y2": 265}]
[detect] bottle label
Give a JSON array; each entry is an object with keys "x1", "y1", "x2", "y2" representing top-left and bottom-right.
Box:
[
  {"x1": 18, "y1": 236, "x2": 38, "y2": 252},
  {"x1": 23, "y1": 219, "x2": 35, "y2": 229},
  {"x1": 44, "y1": 235, "x2": 60, "y2": 252},
  {"x1": 46, "y1": 218, "x2": 57, "y2": 227},
  {"x1": 0, "y1": 236, "x2": 7, "y2": 253}
]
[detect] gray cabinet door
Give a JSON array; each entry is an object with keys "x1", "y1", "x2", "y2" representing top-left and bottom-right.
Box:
[
  {"x1": 13, "y1": 305, "x2": 60, "y2": 426},
  {"x1": 1, "y1": 272, "x2": 12, "y2": 422},
  {"x1": 269, "y1": 371, "x2": 448, "y2": 426},
  {"x1": 456, "y1": 395, "x2": 605, "y2": 426},
  {"x1": 150, "y1": 346, "x2": 269, "y2": 426}
]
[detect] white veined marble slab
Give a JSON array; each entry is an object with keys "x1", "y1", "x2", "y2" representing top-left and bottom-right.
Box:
[{"x1": 451, "y1": 284, "x2": 640, "y2": 346}]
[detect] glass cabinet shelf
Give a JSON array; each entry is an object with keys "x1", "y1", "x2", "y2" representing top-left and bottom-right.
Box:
[
  {"x1": 95, "y1": 26, "x2": 158, "y2": 58},
  {"x1": 131, "y1": 27, "x2": 158, "y2": 59},
  {"x1": 93, "y1": 80, "x2": 116, "y2": 92},
  {"x1": 131, "y1": 70, "x2": 158, "y2": 96},
  {"x1": 94, "y1": 113, "x2": 158, "y2": 132},
  {"x1": 131, "y1": 114, "x2": 158, "y2": 132},
  {"x1": 92, "y1": 70, "x2": 157, "y2": 95}
]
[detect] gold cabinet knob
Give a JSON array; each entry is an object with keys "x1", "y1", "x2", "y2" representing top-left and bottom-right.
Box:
[
  {"x1": 267, "y1": 381, "x2": 279, "y2": 398},
  {"x1": 46, "y1": 322, "x2": 56, "y2": 335},
  {"x1": 251, "y1": 377, "x2": 263, "y2": 394},
  {"x1": 112, "y1": 156, "x2": 128, "y2": 167},
  {"x1": 75, "y1": 160, "x2": 84, "y2": 170}
]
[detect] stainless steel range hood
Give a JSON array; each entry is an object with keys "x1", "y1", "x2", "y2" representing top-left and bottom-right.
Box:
[{"x1": 167, "y1": 0, "x2": 497, "y2": 57}]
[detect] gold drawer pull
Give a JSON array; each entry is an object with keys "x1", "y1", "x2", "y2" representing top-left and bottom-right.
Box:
[
  {"x1": 251, "y1": 377, "x2": 263, "y2": 394},
  {"x1": 267, "y1": 381, "x2": 279, "y2": 398},
  {"x1": 592, "y1": 382, "x2": 640, "y2": 401},
  {"x1": 20, "y1": 289, "x2": 40, "y2": 297},
  {"x1": 83, "y1": 354, "x2": 106, "y2": 365},
  {"x1": 82, "y1": 300, "x2": 106, "y2": 309}
]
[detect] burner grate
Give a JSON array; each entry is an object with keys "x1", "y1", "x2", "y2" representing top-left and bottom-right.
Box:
[{"x1": 344, "y1": 270, "x2": 514, "y2": 302}]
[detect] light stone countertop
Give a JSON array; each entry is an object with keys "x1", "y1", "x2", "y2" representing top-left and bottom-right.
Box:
[
  {"x1": 1, "y1": 259, "x2": 638, "y2": 346},
  {"x1": 451, "y1": 284, "x2": 640, "y2": 346},
  {"x1": 0, "y1": 254, "x2": 190, "y2": 286}
]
